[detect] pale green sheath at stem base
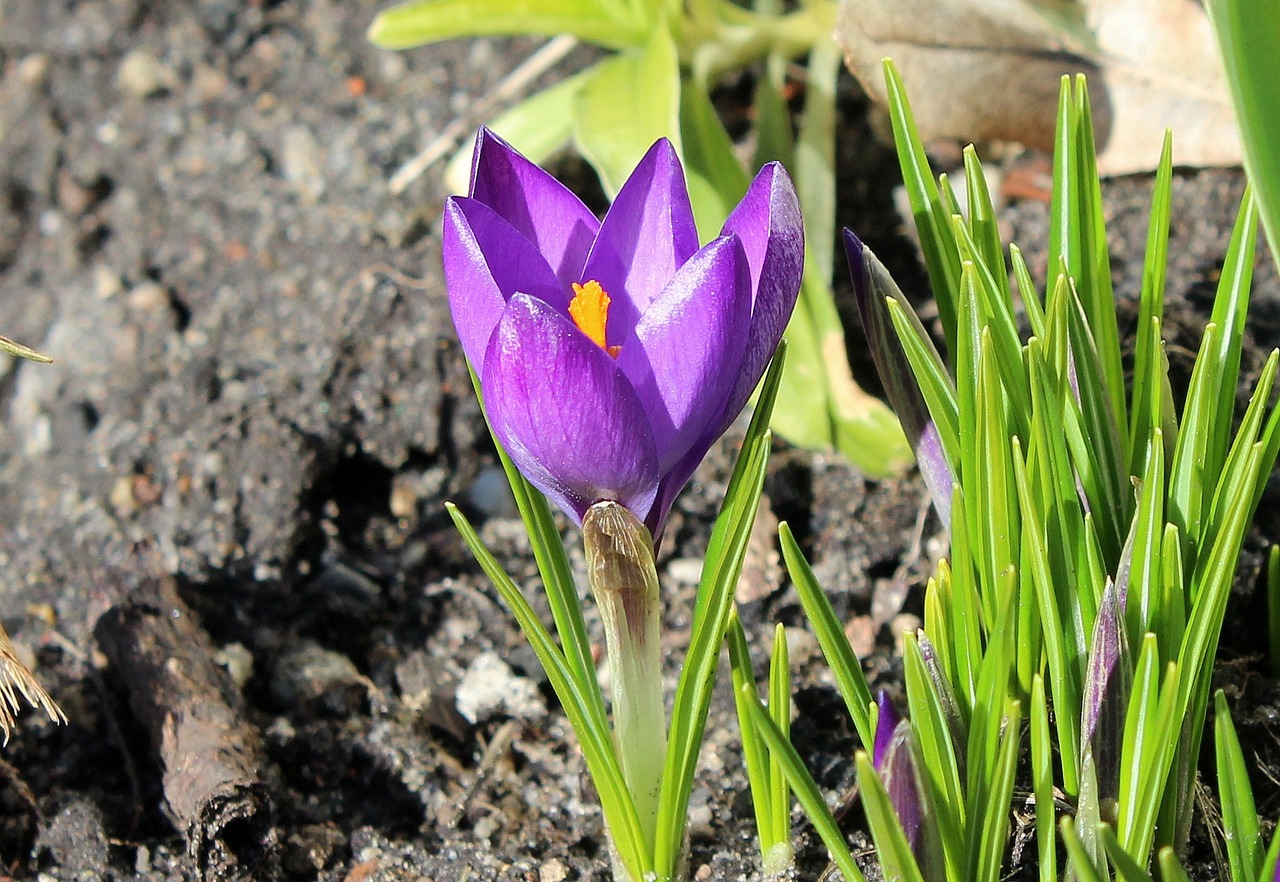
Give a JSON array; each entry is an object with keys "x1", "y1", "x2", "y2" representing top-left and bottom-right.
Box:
[{"x1": 583, "y1": 501, "x2": 676, "y2": 881}]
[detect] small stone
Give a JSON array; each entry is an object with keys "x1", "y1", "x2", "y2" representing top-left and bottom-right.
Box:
[
  {"x1": 215, "y1": 642, "x2": 254, "y2": 689},
  {"x1": 538, "y1": 858, "x2": 569, "y2": 882},
  {"x1": 16, "y1": 54, "x2": 50, "y2": 87},
  {"x1": 271, "y1": 641, "x2": 369, "y2": 715},
  {"x1": 665, "y1": 558, "x2": 702, "y2": 586},
  {"x1": 891, "y1": 614, "x2": 924, "y2": 655},
  {"x1": 281, "y1": 126, "x2": 325, "y2": 201},
  {"x1": 455, "y1": 651, "x2": 545, "y2": 725},
  {"x1": 126, "y1": 282, "x2": 169, "y2": 312},
  {"x1": 844, "y1": 615, "x2": 877, "y2": 659},
  {"x1": 118, "y1": 50, "x2": 178, "y2": 98},
  {"x1": 467, "y1": 466, "x2": 516, "y2": 518},
  {"x1": 109, "y1": 475, "x2": 137, "y2": 516}
]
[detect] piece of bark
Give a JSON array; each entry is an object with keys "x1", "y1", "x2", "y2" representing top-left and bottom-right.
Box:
[{"x1": 95, "y1": 577, "x2": 275, "y2": 880}]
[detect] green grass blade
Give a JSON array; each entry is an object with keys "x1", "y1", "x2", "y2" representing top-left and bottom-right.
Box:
[
  {"x1": 768, "y1": 622, "x2": 792, "y2": 847},
  {"x1": 781, "y1": 520, "x2": 874, "y2": 747},
  {"x1": 447, "y1": 503, "x2": 648, "y2": 876},
  {"x1": 1030, "y1": 677, "x2": 1058, "y2": 882},
  {"x1": 727, "y1": 612, "x2": 776, "y2": 860},
  {"x1": 856, "y1": 751, "x2": 929, "y2": 882},
  {"x1": 962, "y1": 146, "x2": 1010, "y2": 306},
  {"x1": 1215, "y1": 689, "x2": 1263, "y2": 882},
  {"x1": 1158, "y1": 848, "x2": 1195, "y2": 882},
  {"x1": 1270, "y1": 545, "x2": 1280, "y2": 676},
  {"x1": 1013, "y1": 436, "x2": 1082, "y2": 791},
  {"x1": 654, "y1": 348, "x2": 784, "y2": 875},
  {"x1": 1072, "y1": 76, "x2": 1125, "y2": 437},
  {"x1": 970, "y1": 699, "x2": 1022, "y2": 882},
  {"x1": 1011, "y1": 245, "x2": 1046, "y2": 339},
  {"x1": 903, "y1": 633, "x2": 965, "y2": 879},
  {"x1": 1101, "y1": 823, "x2": 1157, "y2": 882},
  {"x1": 740, "y1": 686, "x2": 869, "y2": 882},
  {"x1": 1129, "y1": 131, "x2": 1174, "y2": 474},
  {"x1": 1061, "y1": 817, "x2": 1108, "y2": 882},
  {"x1": 882, "y1": 59, "x2": 960, "y2": 350}
]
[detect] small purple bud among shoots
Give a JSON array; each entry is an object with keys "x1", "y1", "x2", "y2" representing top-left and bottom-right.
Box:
[
  {"x1": 874, "y1": 690, "x2": 900, "y2": 770},
  {"x1": 845, "y1": 229, "x2": 955, "y2": 528},
  {"x1": 1080, "y1": 580, "x2": 1130, "y2": 820}
]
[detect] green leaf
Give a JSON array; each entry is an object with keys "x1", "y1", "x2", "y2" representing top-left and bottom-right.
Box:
[
  {"x1": 740, "y1": 686, "x2": 869, "y2": 882},
  {"x1": 727, "y1": 613, "x2": 777, "y2": 861},
  {"x1": 1206, "y1": 0, "x2": 1280, "y2": 263},
  {"x1": 969, "y1": 699, "x2": 1022, "y2": 882},
  {"x1": 768, "y1": 622, "x2": 792, "y2": 848},
  {"x1": 368, "y1": 0, "x2": 645, "y2": 48},
  {"x1": 678, "y1": 82, "x2": 750, "y2": 240},
  {"x1": 1013, "y1": 435, "x2": 1081, "y2": 792},
  {"x1": 903, "y1": 633, "x2": 965, "y2": 879},
  {"x1": 1215, "y1": 690, "x2": 1263, "y2": 882},
  {"x1": 1158, "y1": 848, "x2": 1194, "y2": 882},
  {"x1": 447, "y1": 504, "x2": 648, "y2": 877},
  {"x1": 653, "y1": 346, "x2": 784, "y2": 877},
  {"x1": 794, "y1": 39, "x2": 839, "y2": 283},
  {"x1": 1030, "y1": 677, "x2": 1058, "y2": 882},
  {"x1": 856, "y1": 751, "x2": 929, "y2": 882},
  {"x1": 752, "y1": 51, "x2": 794, "y2": 170},
  {"x1": 1270, "y1": 545, "x2": 1280, "y2": 677},
  {"x1": 781, "y1": 520, "x2": 875, "y2": 747},
  {"x1": 882, "y1": 59, "x2": 960, "y2": 351},
  {"x1": 1128, "y1": 131, "x2": 1174, "y2": 475},
  {"x1": 1061, "y1": 817, "x2": 1108, "y2": 882},
  {"x1": 573, "y1": 25, "x2": 681, "y2": 196},
  {"x1": 1101, "y1": 823, "x2": 1157, "y2": 882},
  {"x1": 1205, "y1": 192, "x2": 1260, "y2": 480}
]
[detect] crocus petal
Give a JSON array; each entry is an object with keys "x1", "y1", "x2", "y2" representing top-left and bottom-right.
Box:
[
  {"x1": 469, "y1": 128, "x2": 599, "y2": 287},
  {"x1": 873, "y1": 691, "x2": 900, "y2": 770},
  {"x1": 443, "y1": 196, "x2": 568, "y2": 371},
  {"x1": 581, "y1": 139, "x2": 699, "y2": 337},
  {"x1": 483, "y1": 293, "x2": 661, "y2": 524},
  {"x1": 615, "y1": 235, "x2": 751, "y2": 472},
  {"x1": 718, "y1": 161, "x2": 804, "y2": 425}
]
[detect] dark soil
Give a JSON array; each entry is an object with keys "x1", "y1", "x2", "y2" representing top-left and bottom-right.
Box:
[{"x1": 0, "y1": 3, "x2": 1276, "y2": 882}]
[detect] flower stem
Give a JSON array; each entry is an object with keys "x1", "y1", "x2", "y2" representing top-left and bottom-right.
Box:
[{"x1": 583, "y1": 501, "x2": 667, "y2": 865}]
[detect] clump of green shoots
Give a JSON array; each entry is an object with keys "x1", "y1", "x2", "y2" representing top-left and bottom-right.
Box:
[{"x1": 738, "y1": 60, "x2": 1280, "y2": 882}]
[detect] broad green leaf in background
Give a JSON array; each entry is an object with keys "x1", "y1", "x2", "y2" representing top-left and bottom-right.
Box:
[
  {"x1": 573, "y1": 26, "x2": 682, "y2": 196},
  {"x1": 443, "y1": 70, "x2": 591, "y2": 194},
  {"x1": 369, "y1": 0, "x2": 646, "y2": 49}
]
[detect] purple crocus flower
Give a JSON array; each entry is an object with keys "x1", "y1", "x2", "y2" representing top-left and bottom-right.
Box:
[{"x1": 443, "y1": 129, "x2": 803, "y2": 537}]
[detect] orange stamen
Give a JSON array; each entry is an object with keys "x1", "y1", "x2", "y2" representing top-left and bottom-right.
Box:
[{"x1": 569, "y1": 280, "x2": 620, "y2": 357}]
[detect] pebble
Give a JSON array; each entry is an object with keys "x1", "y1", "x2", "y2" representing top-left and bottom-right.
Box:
[
  {"x1": 270, "y1": 641, "x2": 368, "y2": 714},
  {"x1": 118, "y1": 49, "x2": 178, "y2": 98},
  {"x1": 538, "y1": 859, "x2": 569, "y2": 882},
  {"x1": 467, "y1": 466, "x2": 516, "y2": 518},
  {"x1": 455, "y1": 651, "x2": 545, "y2": 725}
]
